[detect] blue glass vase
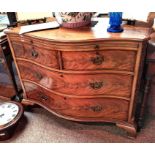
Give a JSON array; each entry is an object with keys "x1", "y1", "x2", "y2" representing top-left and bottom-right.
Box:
[{"x1": 107, "y1": 12, "x2": 123, "y2": 33}]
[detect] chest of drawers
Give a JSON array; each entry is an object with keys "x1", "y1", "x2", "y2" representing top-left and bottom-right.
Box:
[{"x1": 5, "y1": 18, "x2": 150, "y2": 137}]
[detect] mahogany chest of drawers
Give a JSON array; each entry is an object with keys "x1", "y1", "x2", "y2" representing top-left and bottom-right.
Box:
[{"x1": 5, "y1": 18, "x2": 150, "y2": 137}]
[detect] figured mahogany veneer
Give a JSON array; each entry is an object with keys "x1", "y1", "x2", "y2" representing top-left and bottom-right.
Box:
[
  {"x1": 17, "y1": 60, "x2": 132, "y2": 98},
  {"x1": 24, "y1": 81, "x2": 129, "y2": 121},
  {"x1": 11, "y1": 41, "x2": 59, "y2": 69},
  {"x1": 62, "y1": 50, "x2": 136, "y2": 71},
  {"x1": 5, "y1": 18, "x2": 150, "y2": 138}
]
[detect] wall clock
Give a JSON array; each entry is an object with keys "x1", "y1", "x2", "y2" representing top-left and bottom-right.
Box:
[{"x1": 0, "y1": 101, "x2": 24, "y2": 141}]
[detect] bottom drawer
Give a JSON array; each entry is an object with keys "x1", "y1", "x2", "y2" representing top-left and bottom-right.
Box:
[{"x1": 24, "y1": 82, "x2": 129, "y2": 121}]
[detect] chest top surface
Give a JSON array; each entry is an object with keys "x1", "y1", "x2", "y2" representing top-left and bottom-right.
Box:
[{"x1": 5, "y1": 18, "x2": 151, "y2": 42}]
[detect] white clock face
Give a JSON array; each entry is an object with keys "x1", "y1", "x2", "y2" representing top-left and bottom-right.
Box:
[{"x1": 0, "y1": 102, "x2": 19, "y2": 126}]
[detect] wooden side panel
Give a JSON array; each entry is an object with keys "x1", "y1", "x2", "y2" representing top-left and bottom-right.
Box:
[
  {"x1": 17, "y1": 60, "x2": 133, "y2": 97},
  {"x1": 24, "y1": 81, "x2": 129, "y2": 121}
]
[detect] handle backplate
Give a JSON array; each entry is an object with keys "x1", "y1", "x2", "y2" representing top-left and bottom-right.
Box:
[
  {"x1": 90, "y1": 55, "x2": 104, "y2": 65},
  {"x1": 89, "y1": 81, "x2": 103, "y2": 89}
]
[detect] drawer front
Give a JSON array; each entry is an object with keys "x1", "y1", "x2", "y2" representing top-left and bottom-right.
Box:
[
  {"x1": 8, "y1": 34, "x2": 139, "y2": 51},
  {"x1": 18, "y1": 61, "x2": 133, "y2": 97},
  {"x1": 24, "y1": 81, "x2": 129, "y2": 121},
  {"x1": 62, "y1": 50, "x2": 136, "y2": 71},
  {"x1": 11, "y1": 41, "x2": 59, "y2": 69}
]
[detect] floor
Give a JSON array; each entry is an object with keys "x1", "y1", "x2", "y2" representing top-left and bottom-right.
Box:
[{"x1": 1, "y1": 104, "x2": 155, "y2": 143}]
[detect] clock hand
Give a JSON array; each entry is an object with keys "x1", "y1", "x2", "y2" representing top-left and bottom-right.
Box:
[{"x1": 0, "y1": 114, "x2": 4, "y2": 118}]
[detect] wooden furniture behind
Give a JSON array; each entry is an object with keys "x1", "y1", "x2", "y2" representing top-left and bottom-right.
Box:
[
  {"x1": 5, "y1": 18, "x2": 150, "y2": 137},
  {"x1": 0, "y1": 32, "x2": 21, "y2": 100},
  {"x1": 138, "y1": 19, "x2": 155, "y2": 124},
  {"x1": 142, "y1": 39, "x2": 155, "y2": 117}
]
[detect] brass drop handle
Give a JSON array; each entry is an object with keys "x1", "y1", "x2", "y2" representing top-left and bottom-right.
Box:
[
  {"x1": 90, "y1": 105, "x2": 102, "y2": 112},
  {"x1": 40, "y1": 95, "x2": 49, "y2": 101},
  {"x1": 31, "y1": 50, "x2": 38, "y2": 58},
  {"x1": 90, "y1": 55, "x2": 104, "y2": 65},
  {"x1": 89, "y1": 81, "x2": 103, "y2": 89},
  {"x1": 0, "y1": 58, "x2": 4, "y2": 64},
  {"x1": 94, "y1": 44, "x2": 100, "y2": 50},
  {"x1": 35, "y1": 72, "x2": 43, "y2": 80}
]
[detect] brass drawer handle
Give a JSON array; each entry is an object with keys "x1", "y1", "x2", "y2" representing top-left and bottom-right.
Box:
[
  {"x1": 31, "y1": 50, "x2": 38, "y2": 58},
  {"x1": 0, "y1": 58, "x2": 4, "y2": 64},
  {"x1": 94, "y1": 44, "x2": 100, "y2": 50},
  {"x1": 89, "y1": 81, "x2": 103, "y2": 89},
  {"x1": 40, "y1": 95, "x2": 49, "y2": 101},
  {"x1": 34, "y1": 72, "x2": 43, "y2": 80},
  {"x1": 90, "y1": 55, "x2": 104, "y2": 65},
  {"x1": 90, "y1": 105, "x2": 102, "y2": 112}
]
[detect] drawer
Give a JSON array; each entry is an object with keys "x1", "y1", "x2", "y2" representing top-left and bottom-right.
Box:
[
  {"x1": 11, "y1": 41, "x2": 59, "y2": 69},
  {"x1": 24, "y1": 81, "x2": 129, "y2": 121},
  {"x1": 62, "y1": 50, "x2": 136, "y2": 71},
  {"x1": 18, "y1": 61, "x2": 133, "y2": 97},
  {"x1": 54, "y1": 41, "x2": 139, "y2": 51},
  {"x1": 9, "y1": 34, "x2": 32, "y2": 44},
  {"x1": 9, "y1": 34, "x2": 55, "y2": 48}
]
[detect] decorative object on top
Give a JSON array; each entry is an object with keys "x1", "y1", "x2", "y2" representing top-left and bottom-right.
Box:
[
  {"x1": 54, "y1": 12, "x2": 95, "y2": 28},
  {"x1": 18, "y1": 21, "x2": 60, "y2": 34},
  {"x1": 107, "y1": 12, "x2": 123, "y2": 33}
]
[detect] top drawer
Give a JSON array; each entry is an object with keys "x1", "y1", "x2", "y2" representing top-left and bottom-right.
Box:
[
  {"x1": 11, "y1": 41, "x2": 59, "y2": 69},
  {"x1": 8, "y1": 34, "x2": 139, "y2": 51},
  {"x1": 62, "y1": 50, "x2": 136, "y2": 72}
]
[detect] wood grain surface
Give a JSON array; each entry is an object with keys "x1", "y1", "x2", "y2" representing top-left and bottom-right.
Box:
[
  {"x1": 11, "y1": 41, "x2": 59, "y2": 69},
  {"x1": 18, "y1": 60, "x2": 133, "y2": 97},
  {"x1": 24, "y1": 81, "x2": 129, "y2": 121}
]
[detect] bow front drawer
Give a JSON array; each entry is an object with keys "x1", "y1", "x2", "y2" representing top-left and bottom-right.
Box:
[
  {"x1": 24, "y1": 81, "x2": 129, "y2": 121},
  {"x1": 11, "y1": 41, "x2": 59, "y2": 69},
  {"x1": 18, "y1": 61, "x2": 133, "y2": 98},
  {"x1": 62, "y1": 50, "x2": 136, "y2": 71}
]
